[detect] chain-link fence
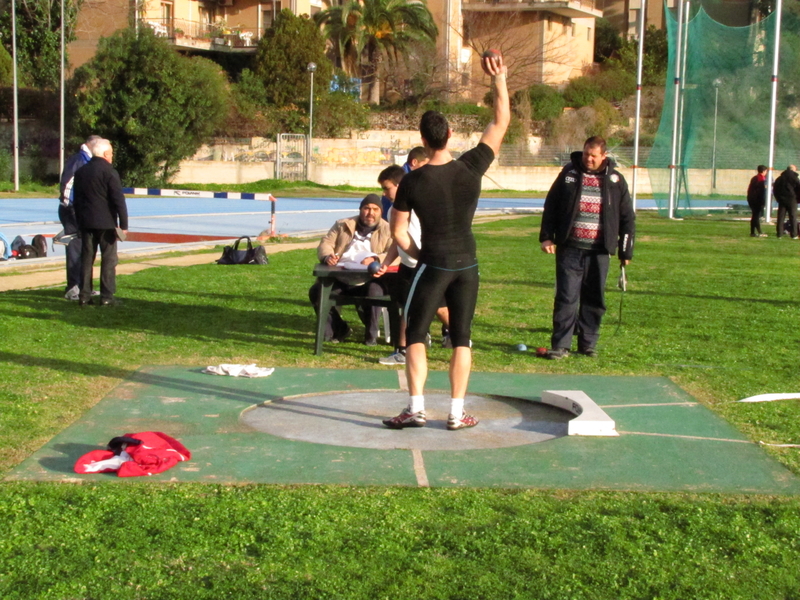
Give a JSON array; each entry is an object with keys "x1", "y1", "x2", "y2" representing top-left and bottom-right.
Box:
[{"x1": 496, "y1": 145, "x2": 653, "y2": 168}]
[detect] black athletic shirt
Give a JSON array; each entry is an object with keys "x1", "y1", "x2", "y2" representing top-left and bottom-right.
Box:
[{"x1": 393, "y1": 143, "x2": 494, "y2": 269}]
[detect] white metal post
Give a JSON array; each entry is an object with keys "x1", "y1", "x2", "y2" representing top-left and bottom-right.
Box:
[
  {"x1": 307, "y1": 62, "x2": 316, "y2": 181},
  {"x1": 668, "y1": 0, "x2": 685, "y2": 219},
  {"x1": 59, "y1": 0, "x2": 66, "y2": 176},
  {"x1": 711, "y1": 79, "x2": 720, "y2": 191},
  {"x1": 631, "y1": 0, "x2": 647, "y2": 212},
  {"x1": 11, "y1": 0, "x2": 19, "y2": 191},
  {"x1": 674, "y1": 1, "x2": 690, "y2": 208},
  {"x1": 766, "y1": 0, "x2": 783, "y2": 224}
]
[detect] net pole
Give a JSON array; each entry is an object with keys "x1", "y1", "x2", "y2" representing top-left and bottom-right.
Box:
[
  {"x1": 766, "y1": 0, "x2": 783, "y2": 224},
  {"x1": 59, "y1": 0, "x2": 65, "y2": 177},
  {"x1": 631, "y1": 0, "x2": 647, "y2": 212},
  {"x1": 11, "y1": 0, "x2": 19, "y2": 192},
  {"x1": 676, "y1": 1, "x2": 690, "y2": 210},
  {"x1": 668, "y1": 0, "x2": 686, "y2": 219}
]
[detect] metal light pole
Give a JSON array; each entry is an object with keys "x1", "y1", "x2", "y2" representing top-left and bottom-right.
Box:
[
  {"x1": 711, "y1": 78, "x2": 721, "y2": 192},
  {"x1": 11, "y1": 0, "x2": 19, "y2": 191},
  {"x1": 668, "y1": 0, "x2": 686, "y2": 218},
  {"x1": 631, "y1": 0, "x2": 647, "y2": 212},
  {"x1": 306, "y1": 62, "x2": 316, "y2": 181},
  {"x1": 59, "y1": 0, "x2": 66, "y2": 176},
  {"x1": 766, "y1": 0, "x2": 784, "y2": 224}
]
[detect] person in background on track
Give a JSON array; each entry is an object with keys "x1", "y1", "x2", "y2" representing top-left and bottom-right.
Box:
[{"x1": 58, "y1": 135, "x2": 101, "y2": 300}]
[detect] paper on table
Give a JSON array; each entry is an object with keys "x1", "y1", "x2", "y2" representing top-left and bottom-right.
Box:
[
  {"x1": 338, "y1": 261, "x2": 369, "y2": 270},
  {"x1": 338, "y1": 249, "x2": 377, "y2": 270}
]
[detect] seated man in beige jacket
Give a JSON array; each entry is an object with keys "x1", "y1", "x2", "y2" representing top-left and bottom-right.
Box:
[{"x1": 308, "y1": 194, "x2": 393, "y2": 345}]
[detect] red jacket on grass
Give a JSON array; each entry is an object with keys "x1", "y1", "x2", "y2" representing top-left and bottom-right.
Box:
[{"x1": 74, "y1": 431, "x2": 191, "y2": 477}]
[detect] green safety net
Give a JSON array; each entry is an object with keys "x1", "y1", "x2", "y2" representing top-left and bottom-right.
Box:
[{"x1": 648, "y1": 2, "x2": 800, "y2": 216}]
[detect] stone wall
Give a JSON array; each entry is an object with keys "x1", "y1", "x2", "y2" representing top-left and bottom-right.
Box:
[{"x1": 173, "y1": 132, "x2": 754, "y2": 197}]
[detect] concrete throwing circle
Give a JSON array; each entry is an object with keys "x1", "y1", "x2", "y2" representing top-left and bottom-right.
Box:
[{"x1": 240, "y1": 390, "x2": 572, "y2": 450}]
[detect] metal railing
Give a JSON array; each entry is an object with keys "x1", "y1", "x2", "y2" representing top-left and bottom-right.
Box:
[
  {"x1": 143, "y1": 19, "x2": 259, "y2": 47},
  {"x1": 464, "y1": 0, "x2": 597, "y2": 10}
]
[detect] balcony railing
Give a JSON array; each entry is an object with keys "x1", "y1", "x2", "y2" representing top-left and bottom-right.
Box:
[
  {"x1": 144, "y1": 19, "x2": 259, "y2": 49},
  {"x1": 465, "y1": 0, "x2": 596, "y2": 7}
]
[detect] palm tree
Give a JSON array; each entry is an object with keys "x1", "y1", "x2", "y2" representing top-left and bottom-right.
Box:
[{"x1": 315, "y1": 0, "x2": 438, "y2": 104}]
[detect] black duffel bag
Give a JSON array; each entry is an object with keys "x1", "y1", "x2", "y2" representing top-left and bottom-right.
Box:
[{"x1": 216, "y1": 236, "x2": 269, "y2": 265}]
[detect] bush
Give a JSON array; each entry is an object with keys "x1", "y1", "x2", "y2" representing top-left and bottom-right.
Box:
[
  {"x1": 313, "y1": 92, "x2": 370, "y2": 138},
  {"x1": 563, "y1": 67, "x2": 636, "y2": 108},
  {"x1": 0, "y1": 149, "x2": 11, "y2": 182},
  {"x1": 595, "y1": 18, "x2": 623, "y2": 63},
  {"x1": 234, "y1": 69, "x2": 268, "y2": 116},
  {"x1": 562, "y1": 75, "x2": 601, "y2": 108},
  {"x1": 527, "y1": 84, "x2": 567, "y2": 122},
  {"x1": 593, "y1": 69, "x2": 636, "y2": 103},
  {"x1": 549, "y1": 98, "x2": 622, "y2": 147},
  {"x1": 611, "y1": 26, "x2": 669, "y2": 87},
  {"x1": 254, "y1": 10, "x2": 333, "y2": 107},
  {"x1": 0, "y1": 45, "x2": 11, "y2": 87},
  {"x1": 71, "y1": 28, "x2": 230, "y2": 186}
]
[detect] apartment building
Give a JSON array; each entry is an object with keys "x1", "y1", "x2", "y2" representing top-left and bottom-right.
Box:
[
  {"x1": 69, "y1": 0, "x2": 599, "y2": 101},
  {"x1": 70, "y1": 0, "x2": 324, "y2": 71}
]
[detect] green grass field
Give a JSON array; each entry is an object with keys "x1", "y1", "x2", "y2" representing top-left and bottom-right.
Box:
[{"x1": 1, "y1": 213, "x2": 799, "y2": 599}]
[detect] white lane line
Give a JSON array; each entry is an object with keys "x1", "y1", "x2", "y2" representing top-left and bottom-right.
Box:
[
  {"x1": 412, "y1": 449, "x2": 429, "y2": 487},
  {"x1": 618, "y1": 431, "x2": 751, "y2": 444},
  {"x1": 397, "y1": 369, "x2": 408, "y2": 391},
  {"x1": 603, "y1": 402, "x2": 698, "y2": 408}
]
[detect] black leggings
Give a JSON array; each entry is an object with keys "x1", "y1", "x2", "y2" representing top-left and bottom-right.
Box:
[
  {"x1": 776, "y1": 200, "x2": 798, "y2": 238},
  {"x1": 405, "y1": 263, "x2": 479, "y2": 347},
  {"x1": 747, "y1": 199, "x2": 764, "y2": 235}
]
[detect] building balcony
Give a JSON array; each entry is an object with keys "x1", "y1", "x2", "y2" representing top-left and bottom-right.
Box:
[
  {"x1": 144, "y1": 19, "x2": 259, "y2": 53},
  {"x1": 462, "y1": 0, "x2": 601, "y2": 19}
]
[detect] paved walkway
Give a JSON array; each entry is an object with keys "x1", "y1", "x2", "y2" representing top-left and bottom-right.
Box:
[{"x1": 0, "y1": 241, "x2": 318, "y2": 293}]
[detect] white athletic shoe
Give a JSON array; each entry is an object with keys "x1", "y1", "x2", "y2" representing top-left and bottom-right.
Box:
[
  {"x1": 64, "y1": 285, "x2": 79, "y2": 301},
  {"x1": 379, "y1": 351, "x2": 406, "y2": 365},
  {"x1": 447, "y1": 412, "x2": 479, "y2": 430}
]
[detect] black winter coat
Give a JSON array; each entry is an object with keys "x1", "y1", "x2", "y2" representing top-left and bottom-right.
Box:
[
  {"x1": 73, "y1": 157, "x2": 128, "y2": 231},
  {"x1": 772, "y1": 168, "x2": 800, "y2": 206},
  {"x1": 539, "y1": 151, "x2": 635, "y2": 261}
]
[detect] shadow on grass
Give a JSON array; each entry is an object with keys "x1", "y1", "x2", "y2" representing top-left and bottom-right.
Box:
[
  {"x1": 40, "y1": 443, "x2": 106, "y2": 473},
  {"x1": 124, "y1": 286, "x2": 315, "y2": 309},
  {"x1": 0, "y1": 351, "x2": 286, "y2": 406},
  {"x1": 480, "y1": 278, "x2": 554, "y2": 289},
  {"x1": 1, "y1": 292, "x2": 318, "y2": 349}
]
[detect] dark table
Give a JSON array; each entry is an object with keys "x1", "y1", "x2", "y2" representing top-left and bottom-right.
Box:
[{"x1": 312, "y1": 264, "x2": 401, "y2": 355}]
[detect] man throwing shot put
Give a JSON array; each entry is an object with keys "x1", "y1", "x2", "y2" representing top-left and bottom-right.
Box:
[
  {"x1": 539, "y1": 136, "x2": 635, "y2": 359},
  {"x1": 382, "y1": 51, "x2": 509, "y2": 431}
]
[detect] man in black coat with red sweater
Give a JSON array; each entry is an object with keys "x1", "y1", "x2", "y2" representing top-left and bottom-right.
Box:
[
  {"x1": 539, "y1": 136, "x2": 635, "y2": 359},
  {"x1": 73, "y1": 139, "x2": 128, "y2": 306}
]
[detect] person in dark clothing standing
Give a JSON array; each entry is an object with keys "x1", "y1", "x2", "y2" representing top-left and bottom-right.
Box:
[
  {"x1": 58, "y1": 135, "x2": 101, "y2": 300},
  {"x1": 772, "y1": 165, "x2": 800, "y2": 239},
  {"x1": 746, "y1": 165, "x2": 768, "y2": 237},
  {"x1": 381, "y1": 52, "x2": 510, "y2": 431},
  {"x1": 73, "y1": 139, "x2": 128, "y2": 306},
  {"x1": 539, "y1": 136, "x2": 635, "y2": 359}
]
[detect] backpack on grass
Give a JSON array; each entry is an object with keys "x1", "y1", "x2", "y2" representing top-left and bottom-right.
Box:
[{"x1": 32, "y1": 234, "x2": 47, "y2": 258}]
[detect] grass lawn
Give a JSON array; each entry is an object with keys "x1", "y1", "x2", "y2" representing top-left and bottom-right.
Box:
[{"x1": 1, "y1": 213, "x2": 799, "y2": 599}]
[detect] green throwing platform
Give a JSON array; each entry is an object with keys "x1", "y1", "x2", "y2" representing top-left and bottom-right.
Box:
[{"x1": 7, "y1": 367, "x2": 800, "y2": 494}]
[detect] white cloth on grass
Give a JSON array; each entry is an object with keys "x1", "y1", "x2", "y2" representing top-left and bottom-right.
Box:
[{"x1": 203, "y1": 364, "x2": 275, "y2": 378}]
